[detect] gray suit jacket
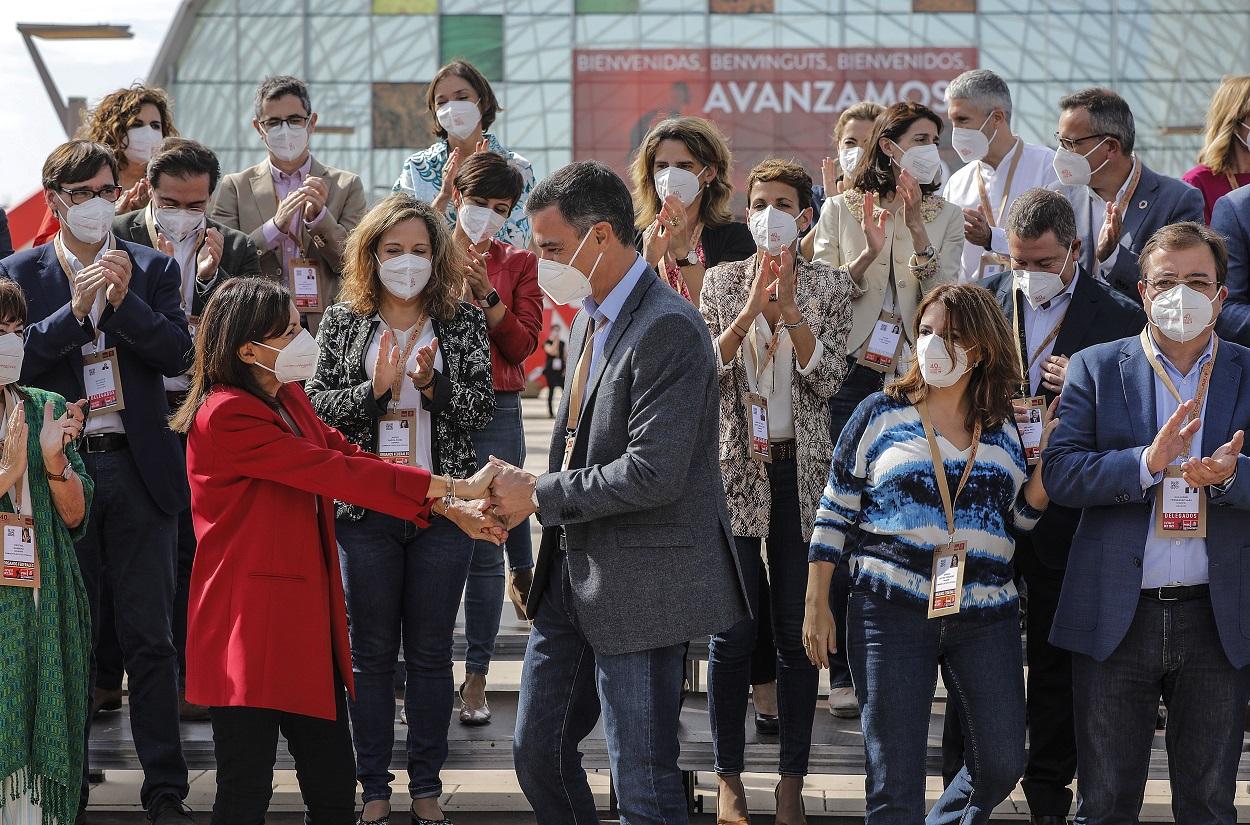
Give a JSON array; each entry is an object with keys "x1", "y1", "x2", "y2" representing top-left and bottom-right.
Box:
[
  {"x1": 530, "y1": 268, "x2": 749, "y2": 656},
  {"x1": 1052, "y1": 163, "x2": 1204, "y2": 302}
]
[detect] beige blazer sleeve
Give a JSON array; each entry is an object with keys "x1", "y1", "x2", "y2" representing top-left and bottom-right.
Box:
[{"x1": 303, "y1": 169, "x2": 366, "y2": 273}]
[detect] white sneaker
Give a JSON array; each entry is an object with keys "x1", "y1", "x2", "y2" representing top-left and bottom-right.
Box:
[{"x1": 828, "y1": 686, "x2": 860, "y2": 718}]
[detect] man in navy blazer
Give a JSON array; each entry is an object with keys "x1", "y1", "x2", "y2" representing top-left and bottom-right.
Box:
[
  {"x1": 1212, "y1": 185, "x2": 1250, "y2": 346},
  {"x1": 1043, "y1": 222, "x2": 1250, "y2": 825},
  {"x1": 0, "y1": 141, "x2": 193, "y2": 824}
]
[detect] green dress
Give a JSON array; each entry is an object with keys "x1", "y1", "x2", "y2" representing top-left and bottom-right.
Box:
[{"x1": 0, "y1": 387, "x2": 94, "y2": 825}]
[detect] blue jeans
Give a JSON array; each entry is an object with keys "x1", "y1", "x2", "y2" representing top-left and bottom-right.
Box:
[
  {"x1": 465, "y1": 391, "x2": 534, "y2": 674},
  {"x1": 337, "y1": 511, "x2": 474, "y2": 801},
  {"x1": 847, "y1": 587, "x2": 1025, "y2": 825},
  {"x1": 514, "y1": 547, "x2": 688, "y2": 825},
  {"x1": 1071, "y1": 593, "x2": 1250, "y2": 825},
  {"x1": 708, "y1": 458, "x2": 818, "y2": 776}
]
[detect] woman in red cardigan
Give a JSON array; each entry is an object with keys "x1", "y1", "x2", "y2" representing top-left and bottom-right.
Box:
[{"x1": 170, "y1": 276, "x2": 503, "y2": 825}]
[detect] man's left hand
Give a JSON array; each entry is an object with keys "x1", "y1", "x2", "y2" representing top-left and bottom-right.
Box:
[
  {"x1": 301, "y1": 176, "x2": 329, "y2": 220},
  {"x1": 962, "y1": 205, "x2": 992, "y2": 248},
  {"x1": 99, "y1": 250, "x2": 133, "y2": 308},
  {"x1": 488, "y1": 456, "x2": 538, "y2": 527},
  {"x1": 197, "y1": 227, "x2": 224, "y2": 282},
  {"x1": 1181, "y1": 429, "x2": 1244, "y2": 488},
  {"x1": 1040, "y1": 354, "x2": 1069, "y2": 395}
]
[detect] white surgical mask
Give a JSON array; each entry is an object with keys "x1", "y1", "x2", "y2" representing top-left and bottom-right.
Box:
[
  {"x1": 263, "y1": 123, "x2": 309, "y2": 164},
  {"x1": 1149, "y1": 284, "x2": 1218, "y2": 343},
  {"x1": 537, "y1": 230, "x2": 603, "y2": 306},
  {"x1": 251, "y1": 329, "x2": 319, "y2": 384},
  {"x1": 1012, "y1": 245, "x2": 1073, "y2": 309},
  {"x1": 838, "y1": 146, "x2": 863, "y2": 175},
  {"x1": 950, "y1": 112, "x2": 997, "y2": 164},
  {"x1": 916, "y1": 333, "x2": 971, "y2": 388},
  {"x1": 0, "y1": 333, "x2": 24, "y2": 386},
  {"x1": 748, "y1": 206, "x2": 799, "y2": 256},
  {"x1": 890, "y1": 141, "x2": 942, "y2": 185},
  {"x1": 125, "y1": 126, "x2": 164, "y2": 166},
  {"x1": 1052, "y1": 137, "x2": 1109, "y2": 187},
  {"x1": 376, "y1": 253, "x2": 432, "y2": 301},
  {"x1": 458, "y1": 202, "x2": 506, "y2": 244},
  {"x1": 1239, "y1": 121, "x2": 1250, "y2": 153},
  {"x1": 437, "y1": 100, "x2": 481, "y2": 141},
  {"x1": 654, "y1": 166, "x2": 705, "y2": 207},
  {"x1": 154, "y1": 206, "x2": 205, "y2": 243},
  {"x1": 58, "y1": 195, "x2": 116, "y2": 245}
]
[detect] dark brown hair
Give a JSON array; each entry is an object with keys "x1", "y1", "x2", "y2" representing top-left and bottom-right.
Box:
[
  {"x1": 747, "y1": 158, "x2": 814, "y2": 213},
  {"x1": 1139, "y1": 221, "x2": 1229, "y2": 284},
  {"x1": 42, "y1": 140, "x2": 119, "y2": 191},
  {"x1": 170, "y1": 278, "x2": 293, "y2": 433},
  {"x1": 147, "y1": 137, "x2": 221, "y2": 193},
  {"x1": 0, "y1": 280, "x2": 27, "y2": 326},
  {"x1": 427, "y1": 60, "x2": 499, "y2": 139},
  {"x1": 453, "y1": 151, "x2": 523, "y2": 209},
  {"x1": 847, "y1": 101, "x2": 944, "y2": 200},
  {"x1": 886, "y1": 282, "x2": 1021, "y2": 433},
  {"x1": 79, "y1": 84, "x2": 178, "y2": 175}
]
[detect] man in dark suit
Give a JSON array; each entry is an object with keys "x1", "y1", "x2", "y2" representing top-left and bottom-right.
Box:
[
  {"x1": 487, "y1": 161, "x2": 749, "y2": 824},
  {"x1": 112, "y1": 136, "x2": 260, "y2": 722},
  {"x1": 1045, "y1": 222, "x2": 1250, "y2": 824},
  {"x1": 0, "y1": 140, "x2": 193, "y2": 825},
  {"x1": 0, "y1": 207, "x2": 13, "y2": 260},
  {"x1": 1212, "y1": 185, "x2": 1250, "y2": 347}
]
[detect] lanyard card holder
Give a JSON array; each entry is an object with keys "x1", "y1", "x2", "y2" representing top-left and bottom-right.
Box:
[
  {"x1": 0, "y1": 512, "x2": 38, "y2": 588},
  {"x1": 744, "y1": 391, "x2": 771, "y2": 463},
  {"x1": 858, "y1": 310, "x2": 904, "y2": 374},
  {"x1": 83, "y1": 348, "x2": 125, "y2": 414}
]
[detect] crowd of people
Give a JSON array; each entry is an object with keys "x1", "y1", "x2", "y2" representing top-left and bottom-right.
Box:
[{"x1": 2, "y1": 57, "x2": 1250, "y2": 825}]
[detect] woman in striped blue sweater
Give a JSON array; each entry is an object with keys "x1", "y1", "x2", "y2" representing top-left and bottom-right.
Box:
[{"x1": 802, "y1": 282, "x2": 1056, "y2": 825}]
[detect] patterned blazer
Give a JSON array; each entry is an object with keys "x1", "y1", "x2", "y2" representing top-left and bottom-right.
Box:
[
  {"x1": 305, "y1": 300, "x2": 494, "y2": 521},
  {"x1": 700, "y1": 257, "x2": 856, "y2": 540}
]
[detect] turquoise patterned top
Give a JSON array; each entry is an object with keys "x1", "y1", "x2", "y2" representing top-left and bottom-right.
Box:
[{"x1": 393, "y1": 133, "x2": 535, "y2": 248}]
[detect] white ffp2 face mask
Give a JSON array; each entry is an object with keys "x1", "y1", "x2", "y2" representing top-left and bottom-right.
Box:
[
  {"x1": 916, "y1": 333, "x2": 971, "y2": 388},
  {"x1": 654, "y1": 166, "x2": 705, "y2": 207},
  {"x1": 125, "y1": 125, "x2": 164, "y2": 166},
  {"x1": 437, "y1": 100, "x2": 481, "y2": 141},
  {"x1": 0, "y1": 333, "x2": 24, "y2": 386},
  {"x1": 376, "y1": 253, "x2": 432, "y2": 301},
  {"x1": 890, "y1": 141, "x2": 942, "y2": 185},
  {"x1": 251, "y1": 329, "x2": 320, "y2": 384},
  {"x1": 458, "y1": 202, "x2": 506, "y2": 244},
  {"x1": 748, "y1": 206, "x2": 800, "y2": 256},
  {"x1": 58, "y1": 195, "x2": 116, "y2": 245},
  {"x1": 1150, "y1": 284, "x2": 1218, "y2": 343},
  {"x1": 155, "y1": 207, "x2": 206, "y2": 243},
  {"x1": 838, "y1": 146, "x2": 863, "y2": 176},
  {"x1": 263, "y1": 123, "x2": 309, "y2": 163},
  {"x1": 537, "y1": 230, "x2": 602, "y2": 306},
  {"x1": 950, "y1": 112, "x2": 997, "y2": 164},
  {"x1": 1012, "y1": 245, "x2": 1074, "y2": 309},
  {"x1": 1052, "y1": 137, "x2": 1109, "y2": 187}
]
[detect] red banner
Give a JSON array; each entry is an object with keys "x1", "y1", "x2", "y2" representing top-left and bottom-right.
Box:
[{"x1": 573, "y1": 47, "x2": 978, "y2": 203}]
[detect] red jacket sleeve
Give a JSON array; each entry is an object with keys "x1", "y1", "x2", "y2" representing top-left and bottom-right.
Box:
[
  {"x1": 488, "y1": 248, "x2": 544, "y2": 366},
  {"x1": 34, "y1": 207, "x2": 59, "y2": 247}
]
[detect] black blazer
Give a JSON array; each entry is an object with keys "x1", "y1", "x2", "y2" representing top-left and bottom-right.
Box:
[
  {"x1": 633, "y1": 220, "x2": 757, "y2": 270},
  {"x1": 112, "y1": 208, "x2": 263, "y2": 319},
  {"x1": 0, "y1": 208, "x2": 13, "y2": 261},
  {"x1": 0, "y1": 238, "x2": 193, "y2": 515},
  {"x1": 980, "y1": 267, "x2": 1145, "y2": 568}
]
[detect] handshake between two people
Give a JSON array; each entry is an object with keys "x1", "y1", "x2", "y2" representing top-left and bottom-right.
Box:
[{"x1": 434, "y1": 456, "x2": 540, "y2": 546}]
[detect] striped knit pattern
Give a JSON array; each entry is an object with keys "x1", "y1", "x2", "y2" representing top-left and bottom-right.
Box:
[{"x1": 809, "y1": 392, "x2": 1042, "y2": 616}]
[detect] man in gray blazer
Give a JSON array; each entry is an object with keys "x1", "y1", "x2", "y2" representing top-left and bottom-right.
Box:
[
  {"x1": 1050, "y1": 87, "x2": 1203, "y2": 304},
  {"x1": 489, "y1": 160, "x2": 748, "y2": 824}
]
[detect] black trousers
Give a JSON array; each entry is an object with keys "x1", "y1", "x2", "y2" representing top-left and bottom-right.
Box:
[
  {"x1": 210, "y1": 683, "x2": 356, "y2": 825},
  {"x1": 941, "y1": 538, "x2": 1076, "y2": 817}
]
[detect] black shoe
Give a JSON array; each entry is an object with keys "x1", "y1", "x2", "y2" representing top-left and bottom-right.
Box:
[
  {"x1": 754, "y1": 711, "x2": 779, "y2": 734},
  {"x1": 147, "y1": 795, "x2": 194, "y2": 825},
  {"x1": 74, "y1": 809, "x2": 88, "y2": 825},
  {"x1": 356, "y1": 814, "x2": 390, "y2": 825},
  {"x1": 410, "y1": 806, "x2": 451, "y2": 825},
  {"x1": 1156, "y1": 705, "x2": 1168, "y2": 730},
  {"x1": 1030, "y1": 817, "x2": 1070, "y2": 825}
]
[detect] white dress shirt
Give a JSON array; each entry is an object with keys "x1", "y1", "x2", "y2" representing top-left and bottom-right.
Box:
[
  {"x1": 154, "y1": 206, "x2": 203, "y2": 393},
  {"x1": 1018, "y1": 271, "x2": 1079, "y2": 396},
  {"x1": 745, "y1": 315, "x2": 823, "y2": 441},
  {"x1": 364, "y1": 317, "x2": 443, "y2": 472},
  {"x1": 942, "y1": 139, "x2": 1058, "y2": 282},
  {"x1": 1080, "y1": 155, "x2": 1140, "y2": 281},
  {"x1": 56, "y1": 233, "x2": 125, "y2": 436}
]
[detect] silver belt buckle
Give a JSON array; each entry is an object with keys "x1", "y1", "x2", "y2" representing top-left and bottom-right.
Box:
[{"x1": 1157, "y1": 586, "x2": 1179, "y2": 602}]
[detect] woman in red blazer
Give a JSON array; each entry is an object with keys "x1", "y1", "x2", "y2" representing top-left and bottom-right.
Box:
[{"x1": 170, "y1": 276, "x2": 502, "y2": 825}]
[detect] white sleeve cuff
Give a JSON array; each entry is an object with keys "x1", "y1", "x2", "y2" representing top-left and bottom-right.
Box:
[{"x1": 796, "y1": 337, "x2": 825, "y2": 376}]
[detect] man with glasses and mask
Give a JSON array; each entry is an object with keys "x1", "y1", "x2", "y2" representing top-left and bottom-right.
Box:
[
  {"x1": 1050, "y1": 87, "x2": 1203, "y2": 304},
  {"x1": 945, "y1": 188, "x2": 1142, "y2": 825},
  {"x1": 1044, "y1": 222, "x2": 1250, "y2": 825},
  {"x1": 212, "y1": 75, "x2": 365, "y2": 331},
  {"x1": 113, "y1": 136, "x2": 259, "y2": 722},
  {"x1": 0, "y1": 140, "x2": 195, "y2": 824}
]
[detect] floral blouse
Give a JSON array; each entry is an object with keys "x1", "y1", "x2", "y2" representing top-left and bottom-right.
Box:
[{"x1": 393, "y1": 132, "x2": 535, "y2": 248}]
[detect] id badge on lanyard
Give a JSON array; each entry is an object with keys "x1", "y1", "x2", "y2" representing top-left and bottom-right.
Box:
[
  {"x1": 84, "y1": 348, "x2": 125, "y2": 414},
  {"x1": 0, "y1": 513, "x2": 37, "y2": 588},
  {"x1": 929, "y1": 540, "x2": 967, "y2": 618},
  {"x1": 744, "y1": 391, "x2": 771, "y2": 463},
  {"x1": 858, "y1": 310, "x2": 904, "y2": 373},
  {"x1": 290, "y1": 258, "x2": 323, "y2": 311},
  {"x1": 1014, "y1": 395, "x2": 1047, "y2": 466},
  {"x1": 378, "y1": 409, "x2": 417, "y2": 465}
]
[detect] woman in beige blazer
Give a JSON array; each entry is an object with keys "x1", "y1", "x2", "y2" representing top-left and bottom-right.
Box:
[{"x1": 806, "y1": 101, "x2": 963, "y2": 720}]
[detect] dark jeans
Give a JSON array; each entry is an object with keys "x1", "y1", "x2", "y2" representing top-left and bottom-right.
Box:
[
  {"x1": 209, "y1": 685, "x2": 355, "y2": 825},
  {"x1": 337, "y1": 511, "x2": 474, "y2": 801},
  {"x1": 750, "y1": 569, "x2": 776, "y2": 686},
  {"x1": 848, "y1": 587, "x2": 1025, "y2": 825},
  {"x1": 77, "y1": 448, "x2": 186, "y2": 810},
  {"x1": 708, "y1": 458, "x2": 818, "y2": 776},
  {"x1": 514, "y1": 547, "x2": 688, "y2": 825},
  {"x1": 174, "y1": 431, "x2": 196, "y2": 689},
  {"x1": 465, "y1": 391, "x2": 533, "y2": 674},
  {"x1": 825, "y1": 357, "x2": 884, "y2": 689},
  {"x1": 1071, "y1": 593, "x2": 1250, "y2": 825}
]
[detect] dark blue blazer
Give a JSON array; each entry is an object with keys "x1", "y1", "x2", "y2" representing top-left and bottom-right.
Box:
[
  {"x1": 0, "y1": 238, "x2": 192, "y2": 515},
  {"x1": 1213, "y1": 185, "x2": 1250, "y2": 347},
  {"x1": 1042, "y1": 333, "x2": 1250, "y2": 667}
]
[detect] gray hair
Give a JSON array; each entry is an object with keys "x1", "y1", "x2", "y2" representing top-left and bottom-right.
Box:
[
  {"x1": 254, "y1": 75, "x2": 311, "y2": 120},
  {"x1": 1059, "y1": 87, "x2": 1135, "y2": 154},
  {"x1": 945, "y1": 69, "x2": 1013, "y2": 120},
  {"x1": 526, "y1": 161, "x2": 636, "y2": 245},
  {"x1": 1006, "y1": 188, "x2": 1078, "y2": 249}
]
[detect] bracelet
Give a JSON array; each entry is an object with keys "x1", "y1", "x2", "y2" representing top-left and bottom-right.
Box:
[
  {"x1": 416, "y1": 371, "x2": 436, "y2": 391},
  {"x1": 730, "y1": 322, "x2": 750, "y2": 339},
  {"x1": 781, "y1": 317, "x2": 807, "y2": 331},
  {"x1": 911, "y1": 244, "x2": 935, "y2": 261}
]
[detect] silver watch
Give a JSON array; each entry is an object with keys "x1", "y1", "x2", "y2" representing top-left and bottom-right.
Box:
[{"x1": 678, "y1": 249, "x2": 699, "y2": 267}]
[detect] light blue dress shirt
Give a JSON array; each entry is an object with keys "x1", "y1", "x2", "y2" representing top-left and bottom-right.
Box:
[
  {"x1": 1137, "y1": 330, "x2": 1217, "y2": 588},
  {"x1": 580, "y1": 254, "x2": 648, "y2": 385}
]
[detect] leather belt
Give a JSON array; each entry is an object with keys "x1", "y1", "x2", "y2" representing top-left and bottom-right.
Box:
[
  {"x1": 770, "y1": 439, "x2": 796, "y2": 462},
  {"x1": 84, "y1": 433, "x2": 129, "y2": 454},
  {"x1": 1141, "y1": 584, "x2": 1209, "y2": 602}
]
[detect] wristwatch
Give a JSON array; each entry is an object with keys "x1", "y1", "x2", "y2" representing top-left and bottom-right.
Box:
[
  {"x1": 678, "y1": 249, "x2": 699, "y2": 267},
  {"x1": 477, "y1": 290, "x2": 501, "y2": 309},
  {"x1": 46, "y1": 460, "x2": 72, "y2": 483}
]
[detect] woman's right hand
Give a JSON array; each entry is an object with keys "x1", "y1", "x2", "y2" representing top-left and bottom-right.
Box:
[
  {"x1": 371, "y1": 329, "x2": 400, "y2": 401},
  {"x1": 441, "y1": 498, "x2": 508, "y2": 545},
  {"x1": 802, "y1": 601, "x2": 837, "y2": 668},
  {"x1": 456, "y1": 462, "x2": 499, "y2": 501},
  {"x1": 641, "y1": 218, "x2": 669, "y2": 267},
  {"x1": 860, "y1": 190, "x2": 889, "y2": 260},
  {"x1": 0, "y1": 400, "x2": 28, "y2": 484},
  {"x1": 432, "y1": 148, "x2": 462, "y2": 215}
]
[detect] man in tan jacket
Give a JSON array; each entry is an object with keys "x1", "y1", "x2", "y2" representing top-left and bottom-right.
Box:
[{"x1": 212, "y1": 75, "x2": 365, "y2": 328}]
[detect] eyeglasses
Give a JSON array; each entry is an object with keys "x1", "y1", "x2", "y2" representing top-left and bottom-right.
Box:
[
  {"x1": 1054, "y1": 132, "x2": 1110, "y2": 152},
  {"x1": 58, "y1": 185, "x2": 123, "y2": 205},
  {"x1": 260, "y1": 115, "x2": 309, "y2": 130},
  {"x1": 1143, "y1": 277, "x2": 1222, "y2": 294}
]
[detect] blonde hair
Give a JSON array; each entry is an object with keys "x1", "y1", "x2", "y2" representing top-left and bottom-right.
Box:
[
  {"x1": 629, "y1": 116, "x2": 735, "y2": 230},
  {"x1": 1197, "y1": 75, "x2": 1250, "y2": 176},
  {"x1": 339, "y1": 194, "x2": 464, "y2": 321},
  {"x1": 834, "y1": 101, "x2": 884, "y2": 147}
]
